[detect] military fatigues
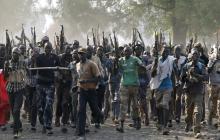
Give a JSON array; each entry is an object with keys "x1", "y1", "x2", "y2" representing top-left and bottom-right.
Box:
[
  {"x1": 55, "y1": 53, "x2": 72, "y2": 126},
  {"x1": 137, "y1": 55, "x2": 150, "y2": 125},
  {"x1": 208, "y1": 59, "x2": 220, "y2": 126},
  {"x1": 36, "y1": 53, "x2": 60, "y2": 130},
  {"x1": 118, "y1": 56, "x2": 142, "y2": 122},
  {"x1": 181, "y1": 61, "x2": 207, "y2": 134},
  {"x1": 68, "y1": 61, "x2": 78, "y2": 127}
]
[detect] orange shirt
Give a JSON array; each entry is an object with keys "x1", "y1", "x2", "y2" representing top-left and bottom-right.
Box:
[{"x1": 76, "y1": 60, "x2": 100, "y2": 90}]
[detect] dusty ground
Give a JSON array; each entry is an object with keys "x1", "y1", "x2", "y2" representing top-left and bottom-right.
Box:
[{"x1": 0, "y1": 114, "x2": 219, "y2": 140}]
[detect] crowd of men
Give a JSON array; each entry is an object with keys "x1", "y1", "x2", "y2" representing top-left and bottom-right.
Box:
[{"x1": 0, "y1": 29, "x2": 220, "y2": 140}]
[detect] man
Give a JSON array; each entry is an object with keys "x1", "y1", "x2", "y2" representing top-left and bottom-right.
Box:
[
  {"x1": 105, "y1": 49, "x2": 121, "y2": 124},
  {"x1": 151, "y1": 46, "x2": 175, "y2": 135},
  {"x1": 207, "y1": 45, "x2": 220, "y2": 129},
  {"x1": 4, "y1": 47, "x2": 27, "y2": 139},
  {"x1": 26, "y1": 47, "x2": 40, "y2": 131},
  {"x1": 36, "y1": 42, "x2": 60, "y2": 135},
  {"x1": 116, "y1": 46, "x2": 144, "y2": 133},
  {"x1": 0, "y1": 44, "x2": 6, "y2": 69},
  {"x1": 135, "y1": 44, "x2": 150, "y2": 126},
  {"x1": 75, "y1": 48, "x2": 103, "y2": 136},
  {"x1": 55, "y1": 45, "x2": 73, "y2": 133},
  {"x1": 181, "y1": 48, "x2": 207, "y2": 138},
  {"x1": 173, "y1": 45, "x2": 187, "y2": 123},
  {"x1": 69, "y1": 50, "x2": 80, "y2": 128}
]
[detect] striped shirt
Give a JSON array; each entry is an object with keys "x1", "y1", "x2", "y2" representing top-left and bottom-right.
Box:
[{"x1": 5, "y1": 60, "x2": 27, "y2": 93}]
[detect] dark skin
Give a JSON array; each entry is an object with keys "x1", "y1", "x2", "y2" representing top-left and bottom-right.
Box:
[
  {"x1": 4, "y1": 52, "x2": 20, "y2": 79},
  {"x1": 19, "y1": 46, "x2": 26, "y2": 56},
  {"x1": 86, "y1": 46, "x2": 93, "y2": 59},
  {"x1": 190, "y1": 52, "x2": 207, "y2": 80},
  {"x1": 151, "y1": 47, "x2": 169, "y2": 77},
  {"x1": 78, "y1": 52, "x2": 101, "y2": 84},
  {"x1": 44, "y1": 44, "x2": 52, "y2": 56}
]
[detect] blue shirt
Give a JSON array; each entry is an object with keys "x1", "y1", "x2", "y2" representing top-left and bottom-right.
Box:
[{"x1": 158, "y1": 76, "x2": 173, "y2": 90}]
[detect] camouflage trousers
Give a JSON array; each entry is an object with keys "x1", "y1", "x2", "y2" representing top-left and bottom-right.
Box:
[
  {"x1": 185, "y1": 92, "x2": 203, "y2": 134},
  {"x1": 208, "y1": 84, "x2": 220, "y2": 124},
  {"x1": 119, "y1": 85, "x2": 139, "y2": 121},
  {"x1": 36, "y1": 84, "x2": 55, "y2": 129},
  {"x1": 154, "y1": 89, "x2": 172, "y2": 110}
]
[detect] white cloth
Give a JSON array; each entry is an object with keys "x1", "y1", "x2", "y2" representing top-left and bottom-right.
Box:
[{"x1": 150, "y1": 55, "x2": 175, "y2": 90}]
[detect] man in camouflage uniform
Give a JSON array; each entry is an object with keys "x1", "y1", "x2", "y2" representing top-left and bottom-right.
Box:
[
  {"x1": 207, "y1": 45, "x2": 220, "y2": 129},
  {"x1": 181, "y1": 49, "x2": 207, "y2": 138},
  {"x1": 116, "y1": 46, "x2": 144, "y2": 132},
  {"x1": 36, "y1": 42, "x2": 60, "y2": 135}
]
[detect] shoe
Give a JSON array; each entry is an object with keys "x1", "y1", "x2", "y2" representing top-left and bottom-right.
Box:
[
  {"x1": 136, "y1": 118, "x2": 141, "y2": 130},
  {"x1": 185, "y1": 124, "x2": 192, "y2": 132},
  {"x1": 71, "y1": 124, "x2": 76, "y2": 128},
  {"x1": 1, "y1": 125, "x2": 7, "y2": 131},
  {"x1": 55, "y1": 118, "x2": 60, "y2": 127},
  {"x1": 167, "y1": 121, "x2": 172, "y2": 128},
  {"x1": 175, "y1": 118, "x2": 180, "y2": 124},
  {"x1": 95, "y1": 123, "x2": 100, "y2": 129},
  {"x1": 194, "y1": 132, "x2": 202, "y2": 139},
  {"x1": 162, "y1": 129, "x2": 170, "y2": 135},
  {"x1": 42, "y1": 127, "x2": 46, "y2": 134},
  {"x1": 116, "y1": 121, "x2": 124, "y2": 133},
  {"x1": 145, "y1": 117, "x2": 149, "y2": 126},
  {"x1": 61, "y1": 126, "x2": 68, "y2": 133},
  {"x1": 13, "y1": 132, "x2": 18, "y2": 139},
  {"x1": 47, "y1": 129, "x2": 53, "y2": 136},
  {"x1": 31, "y1": 126, "x2": 36, "y2": 131}
]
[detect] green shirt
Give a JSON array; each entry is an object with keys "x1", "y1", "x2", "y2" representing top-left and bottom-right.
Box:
[{"x1": 119, "y1": 56, "x2": 142, "y2": 86}]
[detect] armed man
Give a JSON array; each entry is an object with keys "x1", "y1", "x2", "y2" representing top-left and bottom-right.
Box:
[
  {"x1": 4, "y1": 47, "x2": 27, "y2": 139},
  {"x1": 207, "y1": 45, "x2": 220, "y2": 130},
  {"x1": 181, "y1": 48, "x2": 208, "y2": 138},
  {"x1": 55, "y1": 44, "x2": 73, "y2": 132},
  {"x1": 116, "y1": 46, "x2": 145, "y2": 133},
  {"x1": 36, "y1": 42, "x2": 60, "y2": 135},
  {"x1": 150, "y1": 45, "x2": 175, "y2": 135}
]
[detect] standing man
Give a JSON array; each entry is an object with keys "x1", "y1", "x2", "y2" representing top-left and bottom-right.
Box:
[
  {"x1": 150, "y1": 46, "x2": 175, "y2": 135},
  {"x1": 75, "y1": 48, "x2": 103, "y2": 136},
  {"x1": 134, "y1": 44, "x2": 150, "y2": 126},
  {"x1": 181, "y1": 49, "x2": 207, "y2": 138},
  {"x1": 36, "y1": 42, "x2": 60, "y2": 135},
  {"x1": 207, "y1": 45, "x2": 220, "y2": 129},
  {"x1": 116, "y1": 46, "x2": 144, "y2": 132},
  {"x1": 4, "y1": 47, "x2": 27, "y2": 139},
  {"x1": 173, "y1": 45, "x2": 187, "y2": 123},
  {"x1": 55, "y1": 45, "x2": 73, "y2": 133}
]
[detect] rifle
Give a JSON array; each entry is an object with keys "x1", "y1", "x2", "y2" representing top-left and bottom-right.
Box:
[
  {"x1": 102, "y1": 31, "x2": 105, "y2": 48},
  {"x1": 60, "y1": 25, "x2": 65, "y2": 53},
  {"x1": 151, "y1": 31, "x2": 159, "y2": 77},
  {"x1": 109, "y1": 34, "x2": 114, "y2": 48},
  {"x1": 30, "y1": 27, "x2": 36, "y2": 49},
  {"x1": 136, "y1": 29, "x2": 145, "y2": 48},
  {"x1": 169, "y1": 32, "x2": 172, "y2": 48},
  {"x1": 55, "y1": 32, "x2": 60, "y2": 54},
  {"x1": 21, "y1": 24, "x2": 26, "y2": 46},
  {"x1": 113, "y1": 31, "x2": 119, "y2": 57},
  {"x1": 92, "y1": 28, "x2": 97, "y2": 48},
  {"x1": 217, "y1": 31, "x2": 219, "y2": 46},
  {"x1": 10, "y1": 32, "x2": 15, "y2": 47},
  {"x1": 87, "y1": 34, "x2": 89, "y2": 46},
  {"x1": 5, "y1": 30, "x2": 11, "y2": 61},
  {"x1": 97, "y1": 25, "x2": 100, "y2": 46}
]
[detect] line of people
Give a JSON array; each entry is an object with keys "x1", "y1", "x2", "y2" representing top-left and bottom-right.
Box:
[{"x1": 0, "y1": 36, "x2": 220, "y2": 139}]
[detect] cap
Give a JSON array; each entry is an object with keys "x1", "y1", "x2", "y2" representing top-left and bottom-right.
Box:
[{"x1": 12, "y1": 47, "x2": 21, "y2": 54}]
